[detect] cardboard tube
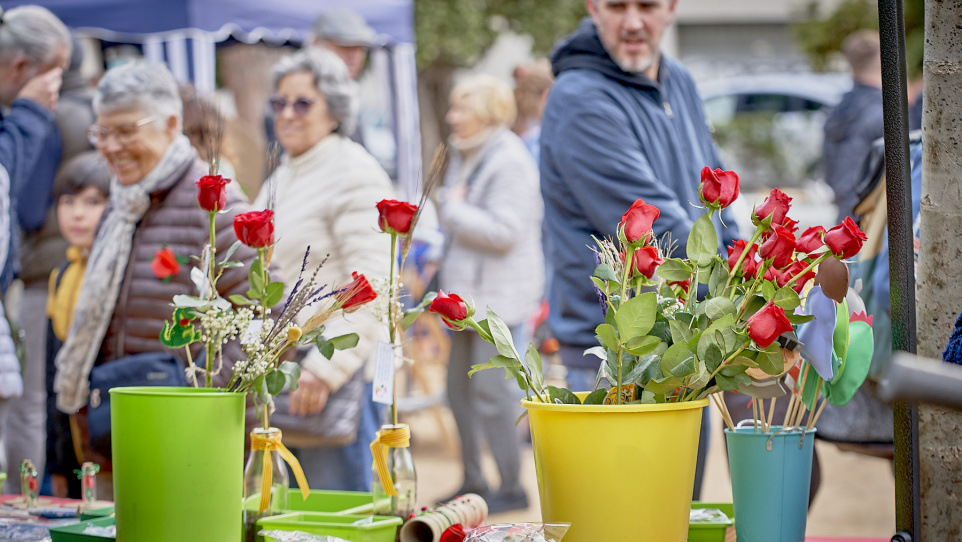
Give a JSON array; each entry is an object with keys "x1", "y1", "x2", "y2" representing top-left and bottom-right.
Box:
[{"x1": 399, "y1": 493, "x2": 488, "y2": 542}]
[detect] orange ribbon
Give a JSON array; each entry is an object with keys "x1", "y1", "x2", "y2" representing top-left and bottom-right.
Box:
[
  {"x1": 250, "y1": 429, "x2": 309, "y2": 514},
  {"x1": 370, "y1": 424, "x2": 411, "y2": 497}
]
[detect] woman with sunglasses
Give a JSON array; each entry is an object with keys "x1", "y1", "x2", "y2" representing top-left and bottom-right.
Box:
[
  {"x1": 254, "y1": 47, "x2": 395, "y2": 492},
  {"x1": 52, "y1": 61, "x2": 260, "y2": 479}
]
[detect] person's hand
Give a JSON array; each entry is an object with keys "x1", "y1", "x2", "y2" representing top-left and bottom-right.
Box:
[
  {"x1": 17, "y1": 68, "x2": 63, "y2": 111},
  {"x1": 289, "y1": 369, "x2": 330, "y2": 417},
  {"x1": 50, "y1": 474, "x2": 69, "y2": 498}
]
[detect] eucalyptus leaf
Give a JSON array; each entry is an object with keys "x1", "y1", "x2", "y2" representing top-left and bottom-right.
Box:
[
  {"x1": 329, "y1": 333, "x2": 359, "y2": 350},
  {"x1": 318, "y1": 340, "x2": 335, "y2": 360},
  {"x1": 547, "y1": 386, "x2": 581, "y2": 405},
  {"x1": 219, "y1": 240, "x2": 243, "y2": 266},
  {"x1": 401, "y1": 307, "x2": 425, "y2": 330},
  {"x1": 190, "y1": 266, "x2": 207, "y2": 295},
  {"x1": 211, "y1": 297, "x2": 232, "y2": 311},
  {"x1": 687, "y1": 214, "x2": 719, "y2": 266},
  {"x1": 595, "y1": 323, "x2": 620, "y2": 351},
  {"x1": 253, "y1": 375, "x2": 269, "y2": 404},
  {"x1": 468, "y1": 354, "x2": 519, "y2": 377},
  {"x1": 265, "y1": 370, "x2": 285, "y2": 395},
  {"x1": 614, "y1": 291, "x2": 657, "y2": 341},
  {"x1": 219, "y1": 260, "x2": 244, "y2": 269},
  {"x1": 172, "y1": 294, "x2": 207, "y2": 308},
  {"x1": 655, "y1": 258, "x2": 693, "y2": 282}
]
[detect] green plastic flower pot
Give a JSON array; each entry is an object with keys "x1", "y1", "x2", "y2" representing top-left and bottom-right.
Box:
[{"x1": 111, "y1": 386, "x2": 245, "y2": 542}]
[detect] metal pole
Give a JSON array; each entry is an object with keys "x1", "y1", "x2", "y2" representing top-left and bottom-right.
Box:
[{"x1": 876, "y1": 0, "x2": 920, "y2": 539}]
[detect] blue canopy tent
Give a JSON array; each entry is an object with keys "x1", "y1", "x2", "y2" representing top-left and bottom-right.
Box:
[{"x1": 3, "y1": 0, "x2": 422, "y2": 196}]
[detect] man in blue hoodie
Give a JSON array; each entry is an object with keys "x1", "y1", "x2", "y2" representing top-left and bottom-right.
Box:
[{"x1": 540, "y1": 0, "x2": 739, "y2": 498}]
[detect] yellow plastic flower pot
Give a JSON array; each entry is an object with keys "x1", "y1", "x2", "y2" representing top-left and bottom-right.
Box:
[
  {"x1": 111, "y1": 387, "x2": 245, "y2": 542},
  {"x1": 523, "y1": 396, "x2": 708, "y2": 542}
]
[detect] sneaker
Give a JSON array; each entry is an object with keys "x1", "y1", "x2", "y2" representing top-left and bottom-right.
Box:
[
  {"x1": 438, "y1": 485, "x2": 490, "y2": 505},
  {"x1": 486, "y1": 489, "x2": 529, "y2": 514}
]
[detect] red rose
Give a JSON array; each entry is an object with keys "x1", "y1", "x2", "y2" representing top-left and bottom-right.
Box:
[
  {"x1": 753, "y1": 188, "x2": 792, "y2": 226},
  {"x1": 782, "y1": 217, "x2": 799, "y2": 235},
  {"x1": 440, "y1": 524, "x2": 468, "y2": 542},
  {"x1": 233, "y1": 210, "x2": 274, "y2": 249},
  {"x1": 698, "y1": 166, "x2": 740, "y2": 209},
  {"x1": 28, "y1": 477, "x2": 37, "y2": 492},
  {"x1": 747, "y1": 301, "x2": 794, "y2": 348},
  {"x1": 84, "y1": 475, "x2": 95, "y2": 489},
  {"x1": 629, "y1": 246, "x2": 664, "y2": 279},
  {"x1": 824, "y1": 217, "x2": 868, "y2": 259},
  {"x1": 151, "y1": 246, "x2": 180, "y2": 280},
  {"x1": 376, "y1": 199, "x2": 418, "y2": 236},
  {"x1": 669, "y1": 278, "x2": 691, "y2": 293},
  {"x1": 727, "y1": 239, "x2": 758, "y2": 278},
  {"x1": 195, "y1": 175, "x2": 231, "y2": 212},
  {"x1": 620, "y1": 199, "x2": 660, "y2": 246},
  {"x1": 777, "y1": 260, "x2": 816, "y2": 293},
  {"x1": 760, "y1": 266, "x2": 778, "y2": 282},
  {"x1": 338, "y1": 272, "x2": 377, "y2": 312},
  {"x1": 796, "y1": 226, "x2": 826, "y2": 255},
  {"x1": 428, "y1": 290, "x2": 470, "y2": 329},
  {"x1": 758, "y1": 224, "x2": 796, "y2": 269}
]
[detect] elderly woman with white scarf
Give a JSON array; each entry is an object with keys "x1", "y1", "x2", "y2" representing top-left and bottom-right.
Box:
[{"x1": 53, "y1": 61, "x2": 258, "y2": 468}]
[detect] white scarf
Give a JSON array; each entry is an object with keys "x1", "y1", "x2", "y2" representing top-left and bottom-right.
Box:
[{"x1": 55, "y1": 135, "x2": 194, "y2": 413}]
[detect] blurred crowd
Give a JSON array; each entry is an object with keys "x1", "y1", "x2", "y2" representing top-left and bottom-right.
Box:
[{"x1": 0, "y1": 0, "x2": 922, "y2": 517}]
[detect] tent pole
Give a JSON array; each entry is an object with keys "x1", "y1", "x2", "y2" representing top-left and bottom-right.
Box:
[{"x1": 876, "y1": 0, "x2": 920, "y2": 540}]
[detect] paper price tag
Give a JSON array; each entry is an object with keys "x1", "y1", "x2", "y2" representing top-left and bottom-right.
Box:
[{"x1": 372, "y1": 341, "x2": 396, "y2": 405}]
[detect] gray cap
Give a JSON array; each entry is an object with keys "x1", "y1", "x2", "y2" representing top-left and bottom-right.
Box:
[{"x1": 312, "y1": 8, "x2": 376, "y2": 47}]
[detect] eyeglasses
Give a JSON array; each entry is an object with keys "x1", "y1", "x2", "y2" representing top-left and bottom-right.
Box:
[
  {"x1": 87, "y1": 116, "x2": 158, "y2": 147},
  {"x1": 269, "y1": 96, "x2": 316, "y2": 117}
]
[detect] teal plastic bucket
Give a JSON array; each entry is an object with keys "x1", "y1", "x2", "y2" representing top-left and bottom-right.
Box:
[{"x1": 725, "y1": 425, "x2": 815, "y2": 542}]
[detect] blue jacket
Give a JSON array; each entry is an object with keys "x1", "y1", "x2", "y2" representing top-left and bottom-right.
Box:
[
  {"x1": 823, "y1": 83, "x2": 884, "y2": 222},
  {"x1": 0, "y1": 99, "x2": 60, "y2": 291},
  {"x1": 540, "y1": 19, "x2": 739, "y2": 362}
]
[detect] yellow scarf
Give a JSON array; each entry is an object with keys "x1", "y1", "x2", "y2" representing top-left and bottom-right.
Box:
[{"x1": 47, "y1": 247, "x2": 87, "y2": 341}]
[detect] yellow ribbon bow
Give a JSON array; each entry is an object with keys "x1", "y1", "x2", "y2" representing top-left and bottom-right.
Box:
[
  {"x1": 250, "y1": 429, "x2": 310, "y2": 514},
  {"x1": 370, "y1": 424, "x2": 411, "y2": 497}
]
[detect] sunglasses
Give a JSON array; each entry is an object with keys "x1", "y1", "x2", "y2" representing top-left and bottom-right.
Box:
[{"x1": 269, "y1": 96, "x2": 316, "y2": 117}]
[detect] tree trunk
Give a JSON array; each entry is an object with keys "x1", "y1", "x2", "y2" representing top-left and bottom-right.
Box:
[{"x1": 917, "y1": 1, "x2": 962, "y2": 538}]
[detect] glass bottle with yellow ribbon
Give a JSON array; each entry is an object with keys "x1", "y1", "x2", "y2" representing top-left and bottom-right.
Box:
[
  {"x1": 243, "y1": 427, "x2": 310, "y2": 542},
  {"x1": 371, "y1": 423, "x2": 416, "y2": 517}
]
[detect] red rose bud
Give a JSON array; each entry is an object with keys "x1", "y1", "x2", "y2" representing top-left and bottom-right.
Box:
[
  {"x1": 758, "y1": 224, "x2": 796, "y2": 269},
  {"x1": 824, "y1": 217, "x2": 868, "y2": 259},
  {"x1": 753, "y1": 188, "x2": 792, "y2": 226},
  {"x1": 777, "y1": 260, "x2": 816, "y2": 293},
  {"x1": 761, "y1": 266, "x2": 778, "y2": 282},
  {"x1": 796, "y1": 226, "x2": 826, "y2": 255},
  {"x1": 338, "y1": 272, "x2": 377, "y2": 312},
  {"x1": 195, "y1": 174, "x2": 231, "y2": 212},
  {"x1": 699, "y1": 166, "x2": 740, "y2": 209},
  {"x1": 727, "y1": 239, "x2": 758, "y2": 277},
  {"x1": 669, "y1": 278, "x2": 692, "y2": 293},
  {"x1": 620, "y1": 198, "x2": 660, "y2": 246},
  {"x1": 782, "y1": 217, "x2": 799, "y2": 235},
  {"x1": 630, "y1": 246, "x2": 664, "y2": 279},
  {"x1": 428, "y1": 290, "x2": 470, "y2": 329},
  {"x1": 233, "y1": 210, "x2": 275, "y2": 248},
  {"x1": 376, "y1": 199, "x2": 418, "y2": 236},
  {"x1": 151, "y1": 246, "x2": 180, "y2": 279},
  {"x1": 747, "y1": 301, "x2": 794, "y2": 348},
  {"x1": 440, "y1": 524, "x2": 468, "y2": 542}
]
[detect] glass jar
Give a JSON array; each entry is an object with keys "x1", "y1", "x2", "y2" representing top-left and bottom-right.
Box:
[
  {"x1": 372, "y1": 425, "x2": 417, "y2": 518},
  {"x1": 243, "y1": 428, "x2": 290, "y2": 542}
]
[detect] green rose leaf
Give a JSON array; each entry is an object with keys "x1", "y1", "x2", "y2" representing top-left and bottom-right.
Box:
[
  {"x1": 329, "y1": 333, "x2": 359, "y2": 350},
  {"x1": 756, "y1": 344, "x2": 784, "y2": 375},
  {"x1": 660, "y1": 342, "x2": 693, "y2": 374},
  {"x1": 645, "y1": 374, "x2": 684, "y2": 394},
  {"x1": 669, "y1": 354, "x2": 698, "y2": 379},
  {"x1": 583, "y1": 388, "x2": 608, "y2": 405},
  {"x1": 701, "y1": 297, "x2": 737, "y2": 320},
  {"x1": 788, "y1": 313, "x2": 816, "y2": 325},
  {"x1": 525, "y1": 343, "x2": 544, "y2": 393},
  {"x1": 773, "y1": 286, "x2": 801, "y2": 311},
  {"x1": 248, "y1": 258, "x2": 265, "y2": 292},
  {"x1": 400, "y1": 306, "x2": 425, "y2": 330},
  {"x1": 720, "y1": 364, "x2": 749, "y2": 377},
  {"x1": 624, "y1": 354, "x2": 658, "y2": 384},
  {"x1": 704, "y1": 343, "x2": 724, "y2": 373},
  {"x1": 714, "y1": 374, "x2": 739, "y2": 391},
  {"x1": 547, "y1": 386, "x2": 581, "y2": 405},
  {"x1": 593, "y1": 263, "x2": 619, "y2": 282},
  {"x1": 595, "y1": 323, "x2": 620, "y2": 351},
  {"x1": 687, "y1": 214, "x2": 719, "y2": 266},
  {"x1": 624, "y1": 335, "x2": 661, "y2": 356},
  {"x1": 264, "y1": 282, "x2": 285, "y2": 307},
  {"x1": 278, "y1": 360, "x2": 301, "y2": 391},
  {"x1": 228, "y1": 294, "x2": 255, "y2": 306},
  {"x1": 730, "y1": 355, "x2": 760, "y2": 368},
  {"x1": 669, "y1": 320, "x2": 693, "y2": 344},
  {"x1": 656, "y1": 258, "x2": 693, "y2": 282},
  {"x1": 317, "y1": 339, "x2": 335, "y2": 360},
  {"x1": 487, "y1": 309, "x2": 519, "y2": 359},
  {"x1": 759, "y1": 280, "x2": 776, "y2": 301},
  {"x1": 696, "y1": 314, "x2": 736, "y2": 359},
  {"x1": 708, "y1": 258, "x2": 729, "y2": 297},
  {"x1": 614, "y1": 291, "x2": 657, "y2": 341},
  {"x1": 468, "y1": 354, "x2": 520, "y2": 377},
  {"x1": 253, "y1": 374, "x2": 270, "y2": 404}
]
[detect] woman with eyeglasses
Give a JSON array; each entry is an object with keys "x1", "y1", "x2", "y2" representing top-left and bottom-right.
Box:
[
  {"x1": 253, "y1": 47, "x2": 394, "y2": 492},
  {"x1": 52, "y1": 61, "x2": 259, "y2": 478}
]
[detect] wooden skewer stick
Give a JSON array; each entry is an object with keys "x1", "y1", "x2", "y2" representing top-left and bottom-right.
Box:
[
  {"x1": 805, "y1": 379, "x2": 824, "y2": 430},
  {"x1": 809, "y1": 396, "x2": 830, "y2": 428},
  {"x1": 767, "y1": 396, "x2": 777, "y2": 431},
  {"x1": 788, "y1": 364, "x2": 811, "y2": 430},
  {"x1": 712, "y1": 395, "x2": 736, "y2": 432},
  {"x1": 782, "y1": 390, "x2": 796, "y2": 427},
  {"x1": 752, "y1": 398, "x2": 760, "y2": 433}
]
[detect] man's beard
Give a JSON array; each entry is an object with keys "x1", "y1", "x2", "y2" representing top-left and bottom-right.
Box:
[{"x1": 612, "y1": 53, "x2": 655, "y2": 75}]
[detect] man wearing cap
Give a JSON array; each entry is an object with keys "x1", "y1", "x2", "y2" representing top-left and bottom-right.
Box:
[{"x1": 311, "y1": 8, "x2": 375, "y2": 81}]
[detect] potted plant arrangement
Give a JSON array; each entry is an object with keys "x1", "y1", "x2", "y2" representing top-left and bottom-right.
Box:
[
  {"x1": 409, "y1": 167, "x2": 869, "y2": 542},
  {"x1": 110, "y1": 170, "x2": 377, "y2": 542}
]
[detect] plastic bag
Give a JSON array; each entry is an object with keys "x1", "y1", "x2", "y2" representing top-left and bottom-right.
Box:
[
  {"x1": 689, "y1": 507, "x2": 731, "y2": 523},
  {"x1": 463, "y1": 523, "x2": 570, "y2": 542},
  {"x1": 258, "y1": 530, "x2": 352, "y2": 542}
]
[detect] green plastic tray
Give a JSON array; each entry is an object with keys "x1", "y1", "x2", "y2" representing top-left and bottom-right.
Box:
[
  {"x1": 79, "y1": 506, "x2": 114, "y2": 521},
  {"x1": 688, "y1": 501, "x2": 734, "y2": 542},
  {"x1": 49, "y1": 517, "x2": 115, "y2": 542},
  {"x1": 258, "y1": 512, "x2": 402, "y2": 542},
  {"x1": 283, "y1": 490, "x2": 374, "y2": 515}
]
